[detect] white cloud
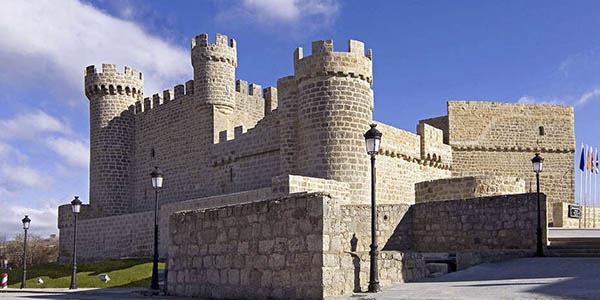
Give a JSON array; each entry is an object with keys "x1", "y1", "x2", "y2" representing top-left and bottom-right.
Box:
[
  {"x1": 575, "y1": 88, "x2": 600, "y2": 107},
  {"x1": 1, "y1": 165, "x2": 50, "y2": 189},
  {"x1": 518, "y1": 88, "x2": 600, "y2": 107},
  {"x1": 517, "y1": 96, "x2": 565, "y2": 106},
  {"x1": 0, "y1": 0, "x2": 190, "y2": 103},
  {"x1": 46, "y1": 137, "x2": 89, "y2": 169},
  {"x1": 0, "y1": 141, "x2": 11, "y2": 159},
  {"x1": 242, "y1": 0, "x2": 302, "y2": 21},
  {"x1": 0, "y1": 203, "x2": 59, "y2": 239},
  {"x1": 216, "y1": 0, "x2": 340, "y2": 33},
  {"x1": 0, "y1": 110, "x2": 70, "y2": 140}
]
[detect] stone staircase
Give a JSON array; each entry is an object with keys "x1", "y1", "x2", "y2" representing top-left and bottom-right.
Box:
[
  {"x1": 423, "y1": 253, "x2": 456, "y2": 277},
  {"x1": 547, "y1": 228, "x2": 600, "y2": 257}
]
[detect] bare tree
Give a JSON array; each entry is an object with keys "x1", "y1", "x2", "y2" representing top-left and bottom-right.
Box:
[{"x1": 1, "y1": 234, "x2": 58, "y2": 268}]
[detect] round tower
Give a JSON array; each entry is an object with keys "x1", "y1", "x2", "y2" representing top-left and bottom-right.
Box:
[
  {"x1": 84, "y1": 63, "x2": 143, "y2": 216},
  {"x1": 294, "y1": 39, "x2": 374, "y2": 204},
  {"x1": 191, "y1": 33, "x2": 237, "y2": 113}
]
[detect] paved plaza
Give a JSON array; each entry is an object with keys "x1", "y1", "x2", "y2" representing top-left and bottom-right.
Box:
[{"x1": 330, "y1": 257, "x2": 600, "y2": 300}]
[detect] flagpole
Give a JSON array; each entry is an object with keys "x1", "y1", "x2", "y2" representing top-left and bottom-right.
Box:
[
  {"x1": 592, "y1": 148, "x2": 598, "y2": 228},
  {"x1": 589, "y1": 146, "x2": 594, "y2": 226},
  {"x1": 585, "y1": 145, "x2": 588, "y2": 228},
  {"x1": 579, "y1": 144, "x2": 584, "y2": 228},
  {"x1": 588, "y1": 146, "x2": 594, "y2": 227}
]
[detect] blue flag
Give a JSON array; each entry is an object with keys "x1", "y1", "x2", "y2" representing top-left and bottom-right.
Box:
[{"x1": 579, "y1": 145, "x2": 585, "y2": 171}]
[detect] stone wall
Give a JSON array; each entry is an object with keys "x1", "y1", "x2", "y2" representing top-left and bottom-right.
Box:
[
  {"x1": 321, "y1": 202, "x2": 424, "y2": 296},
  {"x1": 58, "y1": 175, "x2": 346, "y2": 263},
  {"x1": 132, "y1": 91, "x2": 213, "y2": 212},
  {"x1": 415, "y1": 176, "x2": 526, "y2": 203},
  {"x1": 168, "y1": 193, "x2": 327, "y2": 300},
  {"x1": 211, "y1": 113, "x2": 280, "y2": 195},
  {"x1": 419, "y1": 116, "x2": 449, "y2": 144},
  {"x1": 167, "y1": 189, "x2": 427, "y2": 299},
  {"x1": 58, "y1": 210, "x2": 154, "y2": 264},
  {"x1": 409, "y1": 193, "x2": 547, "y2": 252},
  {"x1": 131, "y1": 81, "x2": 276, "y2": 213},
  {"x1": 374, "y1": 122, "x2": 451, "y2": 204},
  {"x1": 59, "y1": 188, "x2": 274, "y2": 263},
  {"x1": 445, "y1": 101, "x2": 575, "y2": 222}
]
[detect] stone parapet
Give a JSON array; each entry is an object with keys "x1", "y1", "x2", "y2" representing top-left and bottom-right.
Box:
[
  {"x1": 415, "y1": 175, "x2": 526, "y2": 203},
  {"x1": 168, "y1": 193, "x2": 327, "y2": 299},
  {"x1": 85, "y1": 64, "x2": 143, "y2": 102},
  {"x1": 271, "y1": 175, "x2": 350, "y2": 200},
  {"x1": 59, "y1": 174, "x2": 352, "y2": 263},
  {"x1": 293, "y1": 40, "x2": 372, "y2": 86},
  {"x1": 409, "y1": 193, "x2": 547, "y2": 252},
  {"x1": 191, "y1": 33, "x2": 237, "y2": 67},
  {"x1": 58, "y1": 187, "x2": 275, "y2": 263},
  {"x1": 417, "y1": 122, "x2": 452, "y2": 165},
  {"x1": 192, "y1": 33, "x2": 237, "y2": 111}
]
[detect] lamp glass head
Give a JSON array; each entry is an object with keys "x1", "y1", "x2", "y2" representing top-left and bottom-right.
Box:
[
  {"x1": 22, "y1": 215, "x2": 31, "y2": 230},
  {"x1": 151, "y1": 167, "x2": 163, "y2": 189},
  {"x1": 71, "y1": 196, "x2": 82, "y2": 214},
  {"x1": 532, "y1": 153, "x2": 544, "y2": 173},
  {"x1": 364, "y1": 124, "x2": 382, "y2": 156}
]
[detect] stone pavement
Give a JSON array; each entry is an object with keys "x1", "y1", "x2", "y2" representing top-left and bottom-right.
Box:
[
  {"x1": 329, "y1": 257, "x2": 600, "y2": 300},
  {"x1": 0, "y1": 288, "x2": 188, "y2": 300}
]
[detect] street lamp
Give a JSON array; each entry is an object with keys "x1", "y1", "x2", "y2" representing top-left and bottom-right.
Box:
[
  {"x1": 531, "y1": 153, "x2": 544, "y2": 257},
  {"x1": 364, "y1": 124, "x2": 382, "y2": 293},
  {"x1": 20, "y1": 215, "x2": 30, "y2": 289},
  {"x1": 150, "y1": 167, "x2": 163, "y2": 291},
  {"x1": 70, "y1": 196, "x2": 82, "y2": 289}
]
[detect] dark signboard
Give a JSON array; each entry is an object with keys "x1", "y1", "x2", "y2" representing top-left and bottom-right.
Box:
[{"x1": 568, "y1": 204, "x2": 581, "y2": 219}]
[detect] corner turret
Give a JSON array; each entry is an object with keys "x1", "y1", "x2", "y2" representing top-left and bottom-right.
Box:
[
  {"x1": 293, "y1": 40, "x2": 374, "y2": 204},
  {"x1": 191, "y1": 33, "x2": 237, "y2": 113},
  {"x1": 85, "y1": 64, "x2": 142, "y2": 216}
]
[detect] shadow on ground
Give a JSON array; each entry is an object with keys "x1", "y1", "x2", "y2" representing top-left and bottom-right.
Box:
[{"x1": 412, "y1": 257, "x2": 600, "y2": 300}]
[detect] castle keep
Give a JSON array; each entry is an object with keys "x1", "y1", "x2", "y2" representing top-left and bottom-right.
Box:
[{"x1": 58, "y1": 33, "x2": 575, "y2": 299}]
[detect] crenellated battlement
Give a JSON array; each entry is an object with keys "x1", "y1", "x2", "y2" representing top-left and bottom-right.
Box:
[
  {"x1": 191, "y1": 33, "x2": 237, "y2": 67},
  {"x1": 234, "y1": 80, "x2": 264, "y2": 97},
  {"x1": 85, "y1": 64, "x2": 143, "y2": 80},
  {"x1": 293, "y1": 39, "x2": 373, "y2": 86},
  {"x1": 85, "y1": 64, "x2": 143, "y2": 100},
  {"x1": 133, "y1": 80, "x2": 195, "y2": 114}
]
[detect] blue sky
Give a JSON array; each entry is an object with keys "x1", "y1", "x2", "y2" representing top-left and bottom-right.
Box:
[{"x1": 0, "y1": 0, "x2": 599, "y2": 238}]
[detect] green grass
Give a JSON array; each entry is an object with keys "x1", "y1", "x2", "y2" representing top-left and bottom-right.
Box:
[{"x1": 4, "y1": 258, "x2": 165, "y2": 288}]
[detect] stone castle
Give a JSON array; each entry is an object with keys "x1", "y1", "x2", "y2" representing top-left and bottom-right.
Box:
[{"x1": 58, "y1": 33, "x2": 576, "y2": 299}]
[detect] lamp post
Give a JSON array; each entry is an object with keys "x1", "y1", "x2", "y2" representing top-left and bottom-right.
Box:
[
  {"x1": 70, "y1": 196, "x2": 82, "y2": 289},
  {"x1": 531, "y1": 153, "x2": 545, "y2": 257},
  {"x1": 150, "y1": 167, "x2": 163, "y2": 291},
  {"x1": 20, "y1": 215, "x2": 30, "y2": 289},
  {"x1": 364, "y1": 124, "x2": 382, "y2": 293}
]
